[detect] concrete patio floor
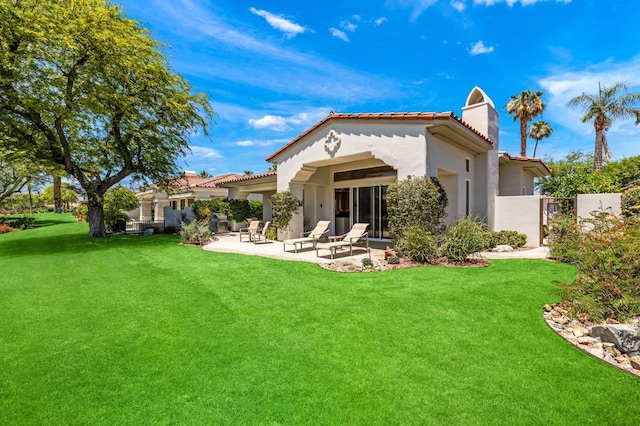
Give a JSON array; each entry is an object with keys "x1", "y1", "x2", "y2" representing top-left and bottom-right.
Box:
[{"x1": 202, "y1": 232, "x2": 550, "y2": 263}]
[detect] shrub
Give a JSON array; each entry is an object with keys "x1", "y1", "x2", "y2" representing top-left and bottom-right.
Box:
[
  {"x1": 270, "y1": 191, "x2": 301, "y2": 233},
  {"x1": 387, "y1": 176, "x2": 447, "y2": 241},
  {"x1": 622, "y1": 185, "x2": 640, "y2": 217},
  {"x1": 192, "y1": 199, "x2": 230, "y2": 222},
  {"x1": 395, "y1": 224, "x2": 439, "y2": 263},
  {"x1": 547, "y1": 214, "x2": 581, "y2": 263},
  {"x1": 179, "y1": 220, "x2": 212, "y2": 245},
  {"x1": 0, "y1": 216, "x2": 35, "y2": 230},
  {"x1": 227, "y1": 198, "x2": 263, "y2": 222},
  {"x1": 361, "y1": 257, "x2": 373, "y2": 267},
  {"x1": 489, "y1": 230, "x2": 527, "y2": 248},
  {"x1": 387, "y1": 256, "x2": 400, "y2": 265},
  {"x1": 558, "y1": 211, "x2": 640, "y2": 322},
  {"x1": 104, "y1": 186, "x2": 139, "y2": 232},
  {"x1": 439, "y1": 216, "x2": 490, "y2": 262},
  {"x1": 0, "y1": 223, "x2": 15, "y2": 233}
]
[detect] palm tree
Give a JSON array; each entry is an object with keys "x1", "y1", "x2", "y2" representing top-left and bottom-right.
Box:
[
  {"x1": 505, "y1": 90, "x2": 545, "y2": 157},
  {"x1": 568, "y1": 82, "x2": 640, "y2": 171},
  {"x1": 528, "y1": 121, "x2": 554, "y2": 157}
]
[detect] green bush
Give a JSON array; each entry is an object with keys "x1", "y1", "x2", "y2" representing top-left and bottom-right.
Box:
[
  {"x1": 192, "y1": 199, "x2": 230, "y2": 222},
  {"x1": 395, "y1": 224, "x2": 439, "y2": 263},
  {"x1": 489, "y1": 230, "x2": 527, "y2": 248},
  {"x1": 558, "y1": 211, "x2": 640, "y2": 322},
  {"x1": 387, "y1": 256, "x2": 400, "y2": 265},
  {"x1": 387, "y1": 176, "x2": 447, "y2": 241},
  {"x1": 104, "y1": 186, "x2": 139, "y2": 232},
  {"x1": 547, "y1": 214, "x2": 581, "y2": 263},
  {"x1": 270, "y1": 191, "x2": 300, "y2": 232},
  {"x1": 179, "y1": 220, "x2": 212, "y2": 245},
  {"x1": 622, "y1": 185, "x2": 640, "y2": 217},
  {"x1": 439, "y1": 216, "x2": 490, "y2": 262},
  {"x1": 0, "y1": 215, "x2": 35, "y2": 230},
  {"x1": 361, "y1": 257, "x2": 373, "y2": 267}
]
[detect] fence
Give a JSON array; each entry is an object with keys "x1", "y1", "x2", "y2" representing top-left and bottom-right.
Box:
[{"x1": 126, "y1": 220, "x2": 165, "y2": 234}]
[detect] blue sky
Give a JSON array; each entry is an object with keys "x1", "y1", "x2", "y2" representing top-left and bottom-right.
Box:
[{"x1": 117, "y1": 0, "x2": 640, "y2": 176}]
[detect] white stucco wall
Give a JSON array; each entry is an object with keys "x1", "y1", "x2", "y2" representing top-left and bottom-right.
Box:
[
  {"x1": 494, "y1": 196, "x2": 541, "y2": 247},
  {"x1": 576, "y1": 193, "x2": 622, "y2": 220}
]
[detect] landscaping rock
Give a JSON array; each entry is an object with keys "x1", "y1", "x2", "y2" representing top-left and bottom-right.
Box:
[
  {"x1": 143, "y1": 228, "x2": 154, "y2": 236},
  {"x1": 589, "y1": 325, "x2": 640, "y2": 356},
  {"x1": 630, "y1": 356, "x2": 640, "y2": 370},
  {"x1": 492, "y1": 244, "x2": 513, "y2": 253}
]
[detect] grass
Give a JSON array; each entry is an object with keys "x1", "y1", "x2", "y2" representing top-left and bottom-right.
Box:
[{"x1": 1, "y1": 213, "x2": 639, "y2": 425}]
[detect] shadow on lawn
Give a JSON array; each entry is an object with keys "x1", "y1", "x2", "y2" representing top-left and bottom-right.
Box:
[{"x1": 0, "y1": 230, "x2": 177, "y2": 259}]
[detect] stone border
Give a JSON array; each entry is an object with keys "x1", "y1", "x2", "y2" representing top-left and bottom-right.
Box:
[{"x1": 543, "y1": 303, "x2": 640, "y2": 377}]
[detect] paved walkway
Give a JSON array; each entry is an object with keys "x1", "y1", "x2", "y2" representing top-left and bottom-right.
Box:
[{"x1": 203, "y1": 233, "x2": 550, "y2": 263}]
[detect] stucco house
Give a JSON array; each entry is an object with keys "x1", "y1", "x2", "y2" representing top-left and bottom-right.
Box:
[
  {"x1": 233, "y1": 87, "x2": 549, "y2": 240},
  {"x1": 135, "y1": 171, "x2": 241, "y2": 221}
]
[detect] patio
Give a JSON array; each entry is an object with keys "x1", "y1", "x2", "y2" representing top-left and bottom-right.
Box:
[
  {"x1": 202, "y1": 232, "x2": 387, "y2": 263},
  {"x1": 202, "y1": 232, "x2": 550, "y2": 263}
]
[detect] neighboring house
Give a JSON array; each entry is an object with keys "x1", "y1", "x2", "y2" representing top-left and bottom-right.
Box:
[
  {"x1": 234, "y1": 87, "x2": 549, "y2": 239},
  {"x1": 135, "y1": 171, "x2": 240, "y2": 221}
]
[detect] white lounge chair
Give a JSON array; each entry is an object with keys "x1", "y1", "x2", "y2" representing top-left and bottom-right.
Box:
[
  {"x1": 239, "y1": 220, "x2": 261, "y2": 242},
  {"x1": 282, "y1": 221, "x2": 331, "y2": 253},
  {"x1": 253, "y1": 221, "x2": 271, "y2": 244},
  {"x1": 316, "y1": 223, "x2": 369, "y2": 259}
]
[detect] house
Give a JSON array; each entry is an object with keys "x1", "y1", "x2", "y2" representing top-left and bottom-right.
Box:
[
  {"x1": 135, "y1": 171, "x2": 241, "y2": 221},
  {"x1": 237, "y1": 87, "x2": 549, "y2": 240}
]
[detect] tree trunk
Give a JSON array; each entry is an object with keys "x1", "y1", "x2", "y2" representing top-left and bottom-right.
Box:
[
  {"x1": 520, "y1": 119, "x2": 528, "y2": 157},
  {"x1": 594, "y1": 129, "x2": 604, "y2": 171},
  {"x1": 27, "y1": 180, "x2": 34, "y2": 214},
  {"x1": 53, "y1": 175, "x2": 62, "y2": 213},
  {"x1": 87, "y1": 195, "x2": 107, "y2": 238}
]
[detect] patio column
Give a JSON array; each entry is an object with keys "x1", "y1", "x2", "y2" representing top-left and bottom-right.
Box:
[{"x1": 140, "y1": 200, "x2": 153, "y2": 221}]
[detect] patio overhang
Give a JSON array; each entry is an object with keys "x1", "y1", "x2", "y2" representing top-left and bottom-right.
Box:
[{"x1": 499, "y1": 152, "x2": 551, "y2": 178}]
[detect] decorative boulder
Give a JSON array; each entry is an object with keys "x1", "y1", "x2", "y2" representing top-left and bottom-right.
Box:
[
  {"x1": 589, "y1": 325, "x2": 640, "y2": 356},
  {"x1": 143, "y1": 228, "x2": 154, "y2": 236},
  {"x1": 492, "y1": 244, "x2": 513, "y2": 253}
]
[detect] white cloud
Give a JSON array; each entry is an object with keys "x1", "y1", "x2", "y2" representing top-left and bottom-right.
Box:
[
  {"x1": 249, "y1": 109, "x2": 330, "y2": 131},
  {"x1": 388, "y1": 0, "x2": 439, "y2": 21},
  {"x1": 538, "y1": 56, "x2": 640, "y2": 159},
  {"x1": 341, "y1": 20, "x2": 358, "y2": 32},
  {"x1": 249, "y1": 7, "x2": 307, "y2": 38},
  {"x1": 450, "y1": 0, "x2": 466, "y2": 11},
  {"x1": 235, "y1": 140, "x2": 254, "y2": 147},
  {"x1": 329, "y1": 27, "x2": 350, "y2": 42},
  {"x1": 474, "y1": 0, "x2": 572, "y2": 6},
  {"x1": 374, "y1": 16, "x2": 388, "y2": 26},
  {"x1": 189, "y1": 146, "x2": 222, "y2": 159},
  {"x1": 468, "y1": 40, "x2": 495, "y2": 55}
]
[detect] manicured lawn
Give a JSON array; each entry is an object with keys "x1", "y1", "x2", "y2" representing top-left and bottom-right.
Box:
[{"x1": 1, "y1": 214, "x2": 638, "y2": 425}]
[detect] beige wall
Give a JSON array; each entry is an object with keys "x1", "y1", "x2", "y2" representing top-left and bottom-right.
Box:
[
  {"x1": 577, "y1": 193, "x2": 622, "y2": 221},
  {"x1": 494, "y1": 196, "x2": 541, "y2": 247}
]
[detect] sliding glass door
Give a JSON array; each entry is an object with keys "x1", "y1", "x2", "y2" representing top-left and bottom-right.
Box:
[{"x1": 335, "y1": 185, "x2": 388, "y2": 239}]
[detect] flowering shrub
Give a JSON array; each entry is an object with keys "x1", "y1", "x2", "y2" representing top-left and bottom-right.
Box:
[
  {"x1": 179, "y1": 220, "x2": 212, "y2": 245},
  {"x1": 556, "y1": 210, "x2": 640, "y2": 322},
  {"x1": 0, "y1": 223, "x2": 15, "y2": 234}
]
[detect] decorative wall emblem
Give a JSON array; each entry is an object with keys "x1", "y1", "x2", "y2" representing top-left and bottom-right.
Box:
[{"x1": 324, "y1": 129, "x2": 341, "y2": 158}]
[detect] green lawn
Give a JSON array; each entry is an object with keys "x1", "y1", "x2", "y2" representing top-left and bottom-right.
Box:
[{"x1": 1, "y1": 214, "x2": 638, "y2": 425}]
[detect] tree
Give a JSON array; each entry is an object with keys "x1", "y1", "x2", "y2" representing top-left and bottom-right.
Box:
[
  {"x1": 244, "y1": 170, "x2": 254, "y2": 176},
  {"x1": 537, "y1": 151, "x2": 618, "y2": 197},
  {"x1": 528, "y1": 120, "x2": 554, "y2": 158},
  {"x1": 0, "y1": 0, "x2": 211, "y2": 237},
  {"x1": 40, "y1": 183, "x2": 79, "y2": 210},
  {"x1": 568, "y1": 82, "x2": 640, "y2": 171},
  {"x1": 0, "y1": 155, "x2": 30, "y2": 204},
  {"x1": 505, "y1": 90, "x2": 545, "y2": 157},
  {"x1": 103, "y1": 185, "x2": 139, "y2": 231}
]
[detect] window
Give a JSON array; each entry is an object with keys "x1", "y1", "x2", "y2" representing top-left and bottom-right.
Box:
[
  {"x1": 465, "y1": 180, "x2": 470, "y2": 215},
  {"x1": 334, "y1": 166, "x2": 396, "y2": 182},
  {"x1": 465, "y1": 158, "x2": 470, "y2": 173}
]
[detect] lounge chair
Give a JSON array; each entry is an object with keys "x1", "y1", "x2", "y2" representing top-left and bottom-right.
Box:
[
  {"x1": 316, "y1": 223, "x2": 369, "y2": 259},
  {"x1": 253, "y1": 221, "x2": 271, "y2": 244},
  {"x1": 282, "y1": 220, "x2": 331, "y2": 253},
  {"x1": 239, "y1": 220, "x2": 261, "y2": 242}
]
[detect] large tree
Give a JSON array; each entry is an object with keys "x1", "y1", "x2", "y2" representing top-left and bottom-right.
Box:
[
  {"x1": 568, "y1": 82, "x2": 640, "y2": 171},
  {"x1": 0, "y1": 154, "x2": 30, "y2": 204},
  {"x1": 0, "y1": 0, "x2": 211, "y2": 237},
  {"x1": 505, "y1": 90, "x2": 545, "y2": 157}
]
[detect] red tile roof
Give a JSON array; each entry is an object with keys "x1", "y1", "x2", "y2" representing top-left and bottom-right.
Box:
[
  {"x1": 168, "y1": 173, "x2": 241, "y2": 190},
  {"x1": 218, "y1": 171, "x2": 277, "y2": 185},
  {"x1": 499, "y1": 152, "x2": 551, "y2": 174},
  {"x1": 265, "y1": 111, "x2": 493, "y2": 162}
]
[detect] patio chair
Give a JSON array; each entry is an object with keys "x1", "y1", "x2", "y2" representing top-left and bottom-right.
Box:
[
  {"x1": 282, "y1": 220, "x2": 331, "y2": 253},
  {"x1": 316, "y1": 223, "x2": 369, "y2": 259},
  {"x1": 252, "y1": 221, "x2": 271, "y2": 244},
  {"x1": 239, "y1": 220, "x2": 261, "y2": 242}
]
